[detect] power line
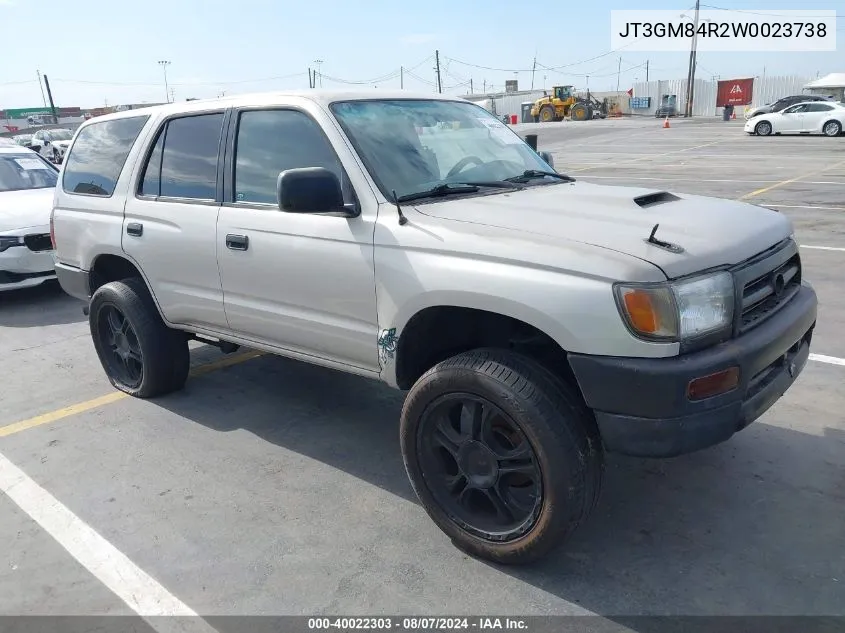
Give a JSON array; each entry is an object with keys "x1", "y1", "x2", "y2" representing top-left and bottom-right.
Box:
[{"x1": 700, "y1": 4, "x2": 843, "y2": 19}]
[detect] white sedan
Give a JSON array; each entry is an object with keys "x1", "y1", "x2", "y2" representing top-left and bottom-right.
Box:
[
  {"x1": 745, "y1": 101, "x2": 845, "y2": 137},
  {"x1": 0, "y1": 147, "x2": 60, "y2": 291}
]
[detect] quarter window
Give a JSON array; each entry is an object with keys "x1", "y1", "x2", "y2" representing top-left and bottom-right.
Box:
[
  {"x1": 158, "y1": 113, "x2": 224, "y2": 200},
  {"x1": 62, "y1": 115, "x2": 149, "y2": 197},
  {"x1": 233, "y1": 109, "x2": 349, "y2": 205}
]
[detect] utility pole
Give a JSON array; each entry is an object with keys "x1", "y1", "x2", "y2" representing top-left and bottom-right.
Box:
[
  {"x1": 434, "y1": 50, "x2": 442, "y2": 93},
  {"x1": 616, "y1": 56, "x2": 622, "y2": 92},
  {"x1": 531, "y1": 56, "x2": 537, "y2": 90},
  {"x1": 684, "y1": 0, "x2": 700, "y2": 117},
  {"x1": 36, "y1": 70, "x2": 47, "y2": 108},
  {"x1": 158, "y1": 60, "x2": 171, "y2": 103},
  {"x1": 483, "y1": 79, "x2": 487, "y2": 93},
  {"x1": 400, "y1": 66, "x2": 403, "y2": 89},
  {"x1": 313, "y1": 60, "x2": 324, "y2": 88},
  {"x1": 645, "y1": 59, "x2": 649, "y2": 82},
  {"x1": 42, "y1": 74, "x2": 58, "y2": 123},
  {"x1": 470, "y1": 78, "x2": 473, "y2": 94},
  {"x1": 308, "y1": 67, "x2": 312, "y2": 88}
]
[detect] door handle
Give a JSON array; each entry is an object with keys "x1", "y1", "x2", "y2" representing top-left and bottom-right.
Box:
[
  {"x1": 226, "y1": 234, "x2": 249, "y2": 251},
  {"x1": 126, "y1": 222, "x2": 143, "y2": 237}
]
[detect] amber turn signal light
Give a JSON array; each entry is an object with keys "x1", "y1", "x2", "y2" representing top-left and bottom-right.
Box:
[{"x1": 687, "y1": 367, "x2": 740, "y2": 401}]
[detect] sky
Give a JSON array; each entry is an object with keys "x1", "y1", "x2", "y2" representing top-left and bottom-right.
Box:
[{"x1": 1, "y1": 0, "x2": 842, "y2": 109}]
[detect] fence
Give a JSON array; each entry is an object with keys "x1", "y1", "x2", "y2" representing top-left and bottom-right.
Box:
[{"x1": 631, "y1": 74, "x2": 818, "y2": 117}]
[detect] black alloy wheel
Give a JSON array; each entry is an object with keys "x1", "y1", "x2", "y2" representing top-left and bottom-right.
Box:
[{"x1": 416, "y1": 393, "x2": 542, "y2": 542}]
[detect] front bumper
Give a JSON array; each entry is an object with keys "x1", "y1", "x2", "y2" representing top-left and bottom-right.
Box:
[
  {"x1": 568, "y1": 283, "x2": 818, "y2": 458},
  {"x1": 0, "y1": 232, "x2": 57, "y2": 291}
]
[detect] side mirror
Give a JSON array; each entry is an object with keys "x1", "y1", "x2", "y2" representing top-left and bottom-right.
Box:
[
  {"x1": 539, "y1": 151, "x2": 554, "y2": 169},
  {"x1": 276, "y1": 167, "x2": 358, "y2": 217}
]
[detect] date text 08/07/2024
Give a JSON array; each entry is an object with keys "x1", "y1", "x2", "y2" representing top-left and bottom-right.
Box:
[{"x1": 307, "y1": 617, "x2": 529, "y2": 630}]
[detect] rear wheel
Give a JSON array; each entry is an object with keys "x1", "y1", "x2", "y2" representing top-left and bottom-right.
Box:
[
  {"x1": 754, "y1": 120, "x2": 773, "y2": 136},
  {"x1": 89, "y1": 277, "x2": 190, "y2": 398},
  {"x1": 822, "y1": 120, "x2": 842, "y2": 137},
  {"x1": 400, "y1": 348, "x2": 603, "y2": 565}
]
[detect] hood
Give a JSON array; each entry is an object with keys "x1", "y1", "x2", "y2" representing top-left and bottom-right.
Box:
[
  {"x1": 413, "y1": 181, "x2": 792, "y2": 279},
  {"x1": 0, "y1": 188, "x2": 55, "y2": 233}
]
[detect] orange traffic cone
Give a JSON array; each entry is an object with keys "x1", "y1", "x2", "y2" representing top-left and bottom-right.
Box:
[{"x1": 663, "y1": 116, "x2": 670, "y2": 129}]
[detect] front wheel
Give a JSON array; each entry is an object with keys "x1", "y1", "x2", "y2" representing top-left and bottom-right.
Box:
[
  {"x1": 89, "y1": 277, "x2": 190, "y2": 398},
  {"x1": 400, "y1": 348, "x2": 603, "y2": 565},
  {"x1": 754, "y1": 121, "x2": 773, "y2": 136}
]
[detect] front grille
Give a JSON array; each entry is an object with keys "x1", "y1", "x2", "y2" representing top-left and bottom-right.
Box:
[
  {"x1": 23, "y1": 233, "x2": 53, "y2": 252},
  {"x1": 0, "y1": 270, "x2": 54, "y2": 284},
  {"x1": 737, "y1": 251, "x2": 801, "y2": 334}
]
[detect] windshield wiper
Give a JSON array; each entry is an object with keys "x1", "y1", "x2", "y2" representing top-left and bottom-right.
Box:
[
  {"x1": 396, "y1": 181, "x2": 521, "y2": 203},
  {"x1": 504, "y1": 169, "x2": 576, "y2": 184}
]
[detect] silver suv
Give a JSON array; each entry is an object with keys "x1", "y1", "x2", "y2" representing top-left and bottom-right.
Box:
[{"x1": 52, "y1": 91, "x2": 818, "y2": 565}]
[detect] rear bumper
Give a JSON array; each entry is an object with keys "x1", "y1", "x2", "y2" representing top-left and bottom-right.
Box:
[
  {"x1": 568, "y1": 283, "x2": 818, "y2": 458},
  {"x1": 55, "y1": 262, "x2": 91, "y2": 302}
]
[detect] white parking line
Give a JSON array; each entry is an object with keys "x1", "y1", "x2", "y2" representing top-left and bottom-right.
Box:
[
  {"x1": 0, "y1": 451, "x2": 217, "y2": 633},
  {"x1": 801, "y1": 245, "x2": 845, "y2": 252},
  {"x1": 767, "y1": 204, "x2": 845, "y2": 211},
  {"x1": 810, "y1": 354, "x2": 845, "y2": 367}
]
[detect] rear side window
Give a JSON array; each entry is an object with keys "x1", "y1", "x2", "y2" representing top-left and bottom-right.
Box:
[
  {"x1": 62, "y1": 116, "x2": 149, "y2": 196},
  {"x1": 806, "y1": 103, "x2": 833, "y2": 112},
  {"x1": 158, "y1": 113, "x2": 224, "y2": 200}
]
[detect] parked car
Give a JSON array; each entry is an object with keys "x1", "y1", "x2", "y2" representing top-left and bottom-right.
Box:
[
  {"x1": 52, "y1": 91, "x2": 817, "y2": 565},
  {"x1": 0, "y1": 146, "x2": 60, "y2": 291},
  {"x1": 13, "y1": 134, "x2": 34, "y2": 148},
  {"x1": 744, "y1": 94, "x2": 833, "y2": 120},
  {"x1": 744, "y1": 100, "x2": 845, "y2": 137},
  {"x1": 30, "y1": 128, "x2": 74, "y2": 164}
]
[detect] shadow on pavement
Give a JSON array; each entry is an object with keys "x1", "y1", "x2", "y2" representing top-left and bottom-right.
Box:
[
  {"x1": 0, "y1": 280, "x2": 85, "y2": 328},
  {"x1": 154, "y1": 352, "x2": 845, "y2": 617}
]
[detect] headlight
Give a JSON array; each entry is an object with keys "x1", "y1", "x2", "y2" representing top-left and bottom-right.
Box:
[
  {"x1": 0, "y1": 236, "x2": 24, "y2": 253},
  {"x1": 614, "y1": 271, "x2": 735, "y2": 342}
]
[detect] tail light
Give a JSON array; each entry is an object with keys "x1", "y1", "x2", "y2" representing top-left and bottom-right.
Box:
[{"x1": 49, "y1": 208, "x2": 56, "y2": 250}]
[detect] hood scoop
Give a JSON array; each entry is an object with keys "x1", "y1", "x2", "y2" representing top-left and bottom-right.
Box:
[{"x1": 634, "y1": 191, "x2": 680, "y2": 208}]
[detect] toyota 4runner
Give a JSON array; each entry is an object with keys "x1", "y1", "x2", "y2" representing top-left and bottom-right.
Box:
[{"x1": 51, "y1": 91, "x2": 818, "y2": 565}]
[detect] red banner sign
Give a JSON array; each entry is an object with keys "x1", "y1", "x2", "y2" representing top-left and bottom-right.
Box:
[{"x1": 717, "y1": 78, "x2": 754, "y2": 107}]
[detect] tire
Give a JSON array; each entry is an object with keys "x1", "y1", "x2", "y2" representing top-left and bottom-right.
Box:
[
  {"x1": 571, "y1": 103, "x2": 590, "y2": 122},
  {"x1": 822, "y1": 120, "x2": 842, "y2": 137},
  {"x1": 539, "y1": 106, "x2": 556, "y2": 123},
  {"x1": 754, "y1": 120, "x2": 772, "y2": 136},
  {"x1": 400, "y1": 348, "x2": 603, "y2": 565},
  {"x1": 88, "y1": 277, "x2": 190, "y2": 398}
]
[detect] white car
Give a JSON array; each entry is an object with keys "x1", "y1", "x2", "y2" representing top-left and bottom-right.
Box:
[
  {"x1": 30, "y1": 128, "x2": 75, "y2": 164},
  {"x1": 744, "y1": 101, "x2": 845, "y2": 137},
  {"x1": 0, "y1": 146, "x2": 60, "y2": 291}
]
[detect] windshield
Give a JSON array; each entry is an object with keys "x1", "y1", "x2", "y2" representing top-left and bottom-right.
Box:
[
  {"x1": 329, "y1": 99, "x2": 556, "y2": 200},
  {"x1": 50, "y1": 129, "x2": 74, "y2": 141},
  {"x1": 0, "y1": 154, "x2": 58, "y2": 192}
]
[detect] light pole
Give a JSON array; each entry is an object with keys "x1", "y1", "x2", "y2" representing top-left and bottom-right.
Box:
[
  {"x1": 158, "y1": 60, "x2": 171, "y2": 103},
  {"x1": 313, "y1": 59, "x2": 323, "y2": 88}
]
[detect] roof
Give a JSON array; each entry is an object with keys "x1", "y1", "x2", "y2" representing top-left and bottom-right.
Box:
[
  {"x1": 82, "y1": 89, "x2": 468, "y2": 124},
  {"x1": 804, "y1": 73, "x2": 845, "y2": 89}
]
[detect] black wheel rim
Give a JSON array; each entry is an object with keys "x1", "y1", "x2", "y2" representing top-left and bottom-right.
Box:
[
  {"x1": 416, "y1": 393, "x2": 543, "y2": 542},
  {"x1": 97, "y1": 304, "x2": 143, "y2": 388}
]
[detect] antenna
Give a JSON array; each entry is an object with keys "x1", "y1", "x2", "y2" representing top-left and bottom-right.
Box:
[{"x1": 392, "y1": 190, "x2": 408, "y2": 226}]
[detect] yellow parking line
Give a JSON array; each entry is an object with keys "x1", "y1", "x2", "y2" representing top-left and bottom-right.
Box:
[
  {"x1": 738, "y1": 159, "x2": 845, "y2": 200},
  {"x1": 0, "y1": 350, "x2": 264, "y2": 439}
]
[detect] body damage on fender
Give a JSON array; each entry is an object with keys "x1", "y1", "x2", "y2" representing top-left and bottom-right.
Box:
[{"x1": 378, "y1": 327, "x2": 399, "y2": 366}]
